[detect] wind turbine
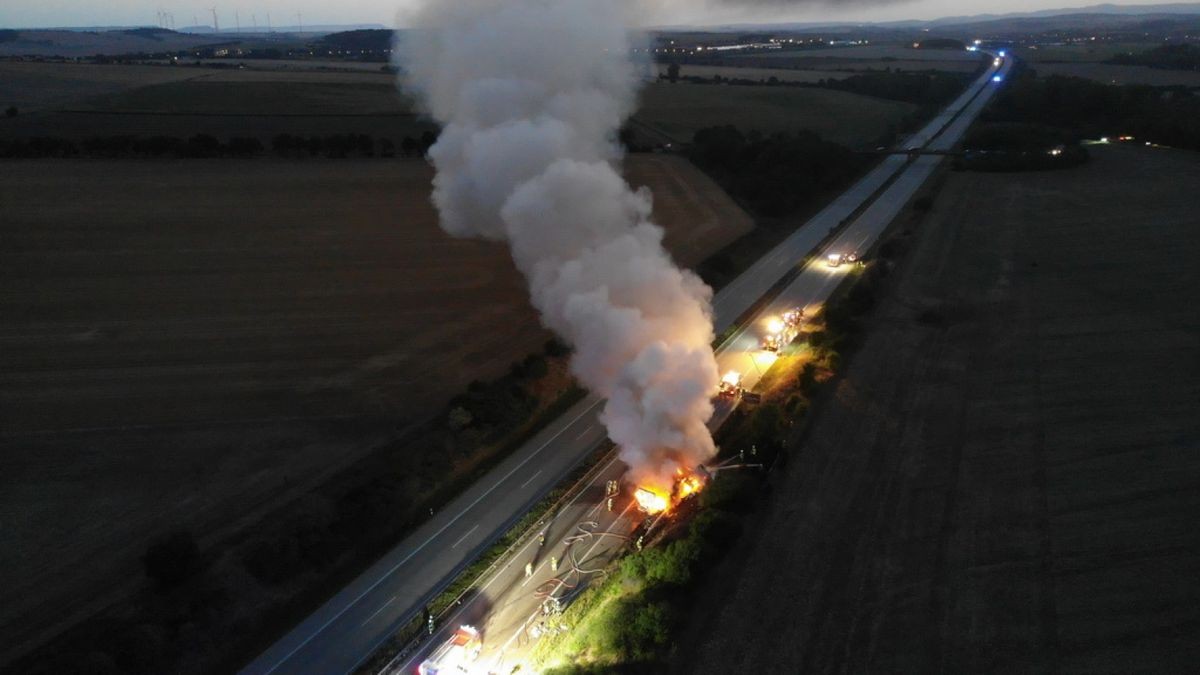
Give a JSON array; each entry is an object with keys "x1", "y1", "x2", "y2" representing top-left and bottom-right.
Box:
[
  {"x1": 210, "y1": 7, "x2": 219, "y2": 33},
  {"x1": 235, "y1": 10, "x2": 240, "y2": 33},
  {"x1": 296, "y1": 12, "x2": 303, "y2": 34}
]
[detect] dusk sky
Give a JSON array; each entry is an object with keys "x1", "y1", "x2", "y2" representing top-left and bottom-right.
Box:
[{"x1": 0, "y1": 0, "x2": 1183, "y2": 29}]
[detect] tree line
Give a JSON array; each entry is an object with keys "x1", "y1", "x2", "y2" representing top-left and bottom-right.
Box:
[
  {"x1": 982, "y1": 65, "x2": 1200, "y2": 152},
  {"x1": 0, "y1": 131, "x2": 439, "y2": 159},
  {"x1": 687, "y1": 124, "x2": 868, "y2": 217}
]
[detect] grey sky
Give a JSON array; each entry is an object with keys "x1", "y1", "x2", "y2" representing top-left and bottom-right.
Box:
[{"x1": 0, "y1": 0, "x2": 1182, "y2": 30}]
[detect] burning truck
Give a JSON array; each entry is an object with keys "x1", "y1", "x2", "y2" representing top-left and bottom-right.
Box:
[
  {"x1": 417, "y1": 625, "x2": 481, "y2": 675},
  {"x1": 633, "y1": 469, "x2": 707, "y2": 515}
]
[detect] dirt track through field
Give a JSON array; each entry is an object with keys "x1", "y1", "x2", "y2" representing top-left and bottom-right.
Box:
[{"x1": 679, "y1": 145, "x2": 1200, "y2": 674}]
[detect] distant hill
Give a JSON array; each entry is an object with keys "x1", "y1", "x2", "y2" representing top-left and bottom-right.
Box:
[
  {"x1": 925, "y1": 2, "x2": 1200, "y2": 25},
  {"x1": 0, "y1": 28, "x2": 225, "y2": 57},
  {"x1": 320, "y1": 29, "x2": 393, "y2": 52},
  {"x1": 694, "y1": 2, "x2": 1200, "y2": 34}
]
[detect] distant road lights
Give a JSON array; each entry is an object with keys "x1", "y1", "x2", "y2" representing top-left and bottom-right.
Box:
[
  {"x1": 998, "y1": 49, "x2": 1007, "y2": 57},
  {"x1": 973, "y1": 39, "x2": 982, "y2": 45},
  {"x1": 992, "y1": 75, "x2": 1003, "y2": 83}
]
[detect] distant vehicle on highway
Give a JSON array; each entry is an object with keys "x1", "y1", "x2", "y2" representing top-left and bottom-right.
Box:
[
  {"x1": 417, "y1": 625, "x2": 481, "y2": 675},
  {"x1": 825, "y1": 252, "x2": 858, "y2": 268}
]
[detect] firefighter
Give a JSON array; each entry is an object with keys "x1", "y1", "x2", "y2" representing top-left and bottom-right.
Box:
[
  {"x1": 606, "y1": 496, "x2": 614, "y2": 512},
  {"x1": 538, "y1": 530, "x2": 546, "y2": 546},
  {"x1": 525, "y1": 561, "x2": 533, "y2": 578},
  {"x1": 550, "y1": 556, "x2": 558, "y2": 572}
]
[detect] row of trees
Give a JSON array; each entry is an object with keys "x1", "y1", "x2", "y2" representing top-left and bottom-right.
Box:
[
  {"x1": 983, "y1": 67, "x2": 1200, "y2": 152},
  {"x1": 959, "y1": 122, "x2": 1090, "y2": 171},
  {"x1": 0, "y1": 131, "x2": 440, "y2": 159},
  {"x1": 688, "y1": 125, "x2": 867, "y2": 217}
]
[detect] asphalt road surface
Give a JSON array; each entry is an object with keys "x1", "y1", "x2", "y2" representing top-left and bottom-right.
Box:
[{"x1": 242, "y1": 54, "x2": 1010, "y2": 675}]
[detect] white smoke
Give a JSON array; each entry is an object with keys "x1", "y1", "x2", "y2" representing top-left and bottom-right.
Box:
[{"x1": 398, "y1": 0, "x2": 720, "y2": 485}]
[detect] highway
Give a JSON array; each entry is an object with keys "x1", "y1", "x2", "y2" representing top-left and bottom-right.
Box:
[{"x1": 241, "y1": 53, "x2": 1010, "y2": 675}]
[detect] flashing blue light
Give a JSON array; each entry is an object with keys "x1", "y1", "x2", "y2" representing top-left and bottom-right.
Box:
[
  {"x1": 992, "y1": 75, "x2": 1003, "y2": 82},
  {"x1": 998, "y1": 50, "x2": 1007, "y2": 57}
]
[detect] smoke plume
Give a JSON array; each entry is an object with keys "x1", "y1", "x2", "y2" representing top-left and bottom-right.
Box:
[{"x1": 399, "y1": 0, "x2": 720, "y2": 485}]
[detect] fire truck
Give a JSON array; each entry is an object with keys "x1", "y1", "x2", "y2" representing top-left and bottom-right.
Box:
[
  {"x1": 717, "y1": 370, "x2": 743, "y2": 399},
  {"x1": 417, "y1": 625, "x2": 481, "y2": 675},
  {"x1": 825, "y1": 251, "x2": 858, "y2": 268},
  {"x1": 762, "y1": 308, "x2": 804, "y2": 352}
]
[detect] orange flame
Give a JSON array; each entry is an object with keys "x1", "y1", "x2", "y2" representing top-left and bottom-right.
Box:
[
  {"x1": 634, "y1": 487, "x2": 669, "y2": 514},
  {"x1": 633, "y1": 470, "x2": 706, "y2": 515}
]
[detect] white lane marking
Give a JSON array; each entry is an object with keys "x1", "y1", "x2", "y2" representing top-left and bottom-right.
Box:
[
  {"x1": 452, "y1": 525, "x2": 480, "y2": 550},
  {"x1": 518, "y1": 469, "x2": 543, "y2": 490},
  {"x1": 360, "y1": 597, "x2": 397, "y2": 628},
  {"x1": 255, "y1": 397, "x2": 604, "y2": 674},
  {"x1": 574, "y1": 429, "x2": 589, "y2": 441}
]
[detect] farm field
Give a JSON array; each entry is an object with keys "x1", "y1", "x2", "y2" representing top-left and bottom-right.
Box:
[
  {"x1": 1028, "y1": 61, "x2": 1200, "y2": 87},
  {"x1": 1, "y1": 61, "x2": 921, "y2": 149},
  {"x1": 0, "y1": 61, "x2": 208, "y2": 112},
  {"x1": 632, "y1": 81, "x2": 917, "y2": 146},
  {"x1": 0, "y1": 153, "x2": 751, "y2": 667},
  {"x1": 678, "y1": 144, "x2": 1200, "y2": 673},
  {"x1": 1018, "y1": 42, "x2": 1163, "y2": 63}
]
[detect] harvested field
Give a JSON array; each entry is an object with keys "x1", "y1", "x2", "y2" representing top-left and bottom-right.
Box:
[
  {"x1": 1028, "y1": 61, "x2": 1200, "y2": 87},
  {"x1": 0, "y1": 153, "x2": 750, "y2": 666},
  {"x1": 632, "y1": 82, "x2": 916, "y2": 146},
  {"x1": 0, "y1": 62, "x2": 208, "y2": 112},
  {"x1": 679, "y1": 144, "x2": 1200, "y2": 674}
]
